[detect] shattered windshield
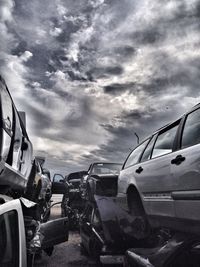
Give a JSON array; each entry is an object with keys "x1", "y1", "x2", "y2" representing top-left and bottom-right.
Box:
[{"x1": 91, "y1": 163, "x2": 121, "y2": 175}]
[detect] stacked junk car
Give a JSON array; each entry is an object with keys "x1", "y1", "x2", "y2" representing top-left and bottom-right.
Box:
[
  {"x1": 1, "y1": 73, "x2": 200, "y2": 267},
  {"x1": 0, "y1": 76, "x2": 69, "y2": 267}
]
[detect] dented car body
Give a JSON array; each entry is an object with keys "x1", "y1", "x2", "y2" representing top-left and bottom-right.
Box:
[
  {"x1": 0, "y1": 76, "x2": 69, "y2": 266},
  {"x1": 61, "y1": 171, "x2": 87, "y2": 229},
  {"x1": 80, "y1": 195, "x2": 148, "y2": 263},
  {"x1": 0, "y1": 76, "x2": 33, "y2": 194},
  {"x1": 0, "y1": 195, "x2": 69, "y2": 267}
]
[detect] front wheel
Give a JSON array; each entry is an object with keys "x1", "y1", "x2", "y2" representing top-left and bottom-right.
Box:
[{"x1": 127, "y1": 190, "x2": 150, "y2": 239}]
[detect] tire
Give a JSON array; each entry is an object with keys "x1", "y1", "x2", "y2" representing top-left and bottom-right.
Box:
[
  {"x1": 128, "y1": 190, "x2": 144, "y2": 216},
  {"x1": 127, "y1": 189, "x2": 150, "y2": 239}
]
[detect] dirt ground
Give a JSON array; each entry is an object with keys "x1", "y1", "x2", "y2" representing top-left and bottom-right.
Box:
[{"x1": 34, "y1": 205, "x2": 97, "y2": 267}]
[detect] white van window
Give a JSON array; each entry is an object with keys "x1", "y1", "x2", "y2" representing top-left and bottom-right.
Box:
[{"x1": 0, "y1": 210, "x2": 19, "y2": 267}]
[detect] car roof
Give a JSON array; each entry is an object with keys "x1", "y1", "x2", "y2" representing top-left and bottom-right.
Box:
[
  {"x1": 153, "y1": 102, "x2": 200, "y2": 134},
  {"x1": 134, "y1": 102, "x2": 200, "y2": 148}
]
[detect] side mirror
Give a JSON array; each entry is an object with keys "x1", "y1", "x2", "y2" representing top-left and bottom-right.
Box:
[{"x1": 53, "y1": 173, "x2": 65, "y2": 183}]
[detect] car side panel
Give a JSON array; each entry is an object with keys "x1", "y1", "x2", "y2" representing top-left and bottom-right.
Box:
[
  {"x1": 117, "y1": 167, "x2": 136, "y2": 211},
  {"x1": 118, "y1": 155, "x2": 180, "y2": 228},
  {"x1": 134, "y1": 155, "x2": 177, "y2": 219},
  {"x1": 171, "y1": 144, "x2": 200, "y2": 221}
]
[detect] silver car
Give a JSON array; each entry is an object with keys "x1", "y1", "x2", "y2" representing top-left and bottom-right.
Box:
[{"x1": 117, "y1": 103, "x2": 200, "y2": 236}]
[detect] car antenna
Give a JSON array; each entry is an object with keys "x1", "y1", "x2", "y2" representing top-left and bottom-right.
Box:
[{"x1": 134, "y1": 132, "x2": 139, "y2": 144}]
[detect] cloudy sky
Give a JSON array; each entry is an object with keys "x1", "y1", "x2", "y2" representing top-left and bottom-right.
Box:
[{"x1": 0, "y1": 0, "x2": 200, "y2": 174}]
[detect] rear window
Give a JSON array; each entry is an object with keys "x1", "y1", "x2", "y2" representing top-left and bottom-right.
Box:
[
  {"x1": 124, "y1": 139, "x2": 149, "y2": 169},
  {"x1": 152, "y1": 123, "x2": 179, "y2": 159},
  {"x1": 181, "y1": 108, "x2": 200, "y2": 149},
  {"x1": 140, "y1": 135, "x2": 157, "y2": 162}
]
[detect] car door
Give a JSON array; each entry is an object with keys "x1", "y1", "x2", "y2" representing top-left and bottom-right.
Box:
[
  {"x1": 134, "y1": 121, "x2": 180, "y2": 219},
  {"x1": 0, "y1": 199, "x2": 27, "y2": 267},
  {"x1": 0, "y1": 80, "x2": 13, "y2": 169},
  {"x1": 171, "y1": 107, "x2": 200, "y2": 221},
  {"x1": 17, "y1": 120, "x2": 33, "y2": 179},
  {"x1": 119, "y1": 139, "x2": 150, "y2": 194},
  {"x1": 0, "y1": 78, "x2": 33, "y2": 190},
  {"x1": 52, "y1": 173, "x2": 67, "y2": 194}
]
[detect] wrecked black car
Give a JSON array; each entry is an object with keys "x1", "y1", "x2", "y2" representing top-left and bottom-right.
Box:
[
  {"x1": 80, "y1": 162, "x2": 122, "y2": 200},
  {"x1": 80, "y1": 198, "x2": 125, "y2": 264},
  {"x1": 61, "y1": 171, "x2": 87, "y2": 229},
  {"x1": 80, "y1": 194, "x2": 200, "y2": 266},
  {"x1": 80, "y1": 195, "x2": 149, "y2": 265}
]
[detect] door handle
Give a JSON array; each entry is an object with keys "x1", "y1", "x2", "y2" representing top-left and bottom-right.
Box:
[
  {"x1": 135, "y1": 166, "x2": 143, "y2": 174},
  {"x1": 171, "y1": 155, "x2": 185, "y2": 165}
]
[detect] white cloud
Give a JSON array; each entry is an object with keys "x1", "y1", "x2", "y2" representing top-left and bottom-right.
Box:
[
  {"x1": 0, "y1": 0, "x2": 15, "y2": 22},
  {"x1": 50, "y1": 27, "x2": 62, "y2": 37},
  {"x1": 1, "y1": 0, "x2": 200, "y2": 172}
]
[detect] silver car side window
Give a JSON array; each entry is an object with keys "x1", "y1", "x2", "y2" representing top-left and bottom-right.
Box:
[
  {"x1": 140, "y1": 135, "x2": 157, "y2": 162},
  {"x1": 181, "y1": 108, "x2": 200, "y2": 149},
  {"x1": 124, "y1": 139, "x2": 150, "y2": 169},
  {"x1": 152, "y1": 124, "x2": 179, "y2": 159}
]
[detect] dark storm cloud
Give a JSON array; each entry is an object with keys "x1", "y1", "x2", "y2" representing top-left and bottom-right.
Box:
[
  {"x1": 89, "y1": 66, "x2": 124, "y2": 80},
  {"x1": 84, "y1": 104, "x2": 180, "y2": 165},
  {"x1": 1, "y1": 0, "x2": 200, "y2": 173},
  {"x1": 104, "y1": 82, "x2": 136, "y2": 95},
  {"x1": 22, "y1": 102, "x2": 53, "y2": 132},
  {"x1": 80, "y1": 124, "x2": 135, "y2": 165},
  {"x1": 113, "y1": 46, "x2": 136, "y2": 58},
  {"x1": 130, "y1": 28, "x2": 163, "y2": 45}
]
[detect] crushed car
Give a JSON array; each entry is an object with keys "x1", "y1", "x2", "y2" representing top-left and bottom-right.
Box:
[
  {"x1": 61, "y1": 171, "x2": 87, "y2": 229},
  {"x1": 80, "y1": 162, "x2": 122, "y2": 200},
  {"x1": 0, "y1": 75, "x2": 69, "y2": 266},
  {"x1": 80, "y1": 194, "x2": 200, "y2": 266},
  {"x1": 34, "y1": 157, "x2": 52, "y2": 222},
  {"x1": 79, "y1": 195, "x2": 156, "y2": 265}
]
